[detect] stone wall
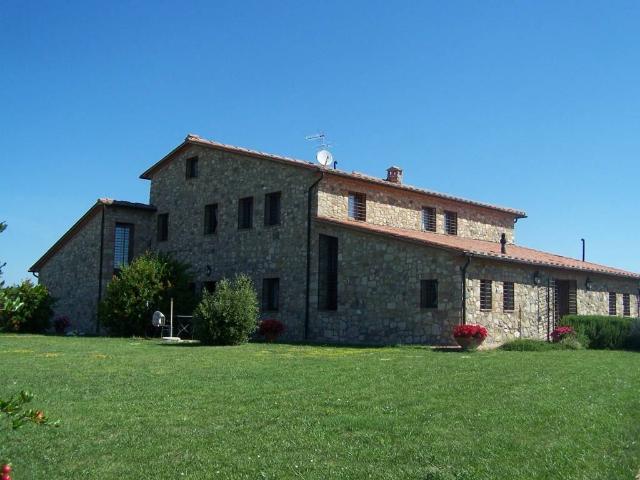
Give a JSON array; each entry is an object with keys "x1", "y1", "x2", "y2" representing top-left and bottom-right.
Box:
[
  {"x1": 308, "y1": 221, "x2": 465, "y2": 345},
  {"x1": 317, "y1": 175, "x2": 517, "y2": 243},
  {"x1": 148, "y1": 144, "x2": 320, "y2": 339},
  {"x1": 465, "y1": 258, "x2": 640, "y2": 345}
]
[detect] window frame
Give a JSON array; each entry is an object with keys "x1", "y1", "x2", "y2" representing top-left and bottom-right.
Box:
[
  {"x1": 608, "y1": 292, "x2": 617, "y2": 316},
  {"x1": 186, "y1": 156, "x2": 199, "y2": 179},
  {"x1": 420, "y1": 279, "x2": 438, "y2": 309},
  {"x1": 480, "y1": 279, "x2": 493, "y2": 311},
  {"x1": 318, "y1": 234, "x2": 338, "y2": 311},
  {"x1": 444, "y1": 210, "x2": 458, "y2": 235},
  {"x1": 204, "y1": 203, "x2": 218, "y2": 235},
  {"x1": 348, "y1": 192, "x2": 367, "y2": 222},
  {"x1": 238, "y1": 196, "x2": 254, "y2": 230},
  {"x1": 157, "y1": 213, "x2": 169, "y2": 242},
  {"x1": 623, "y1": 293, "x2": 630, "y2": 317},
  {"x1": 262, "y1": 278, "x2": 280, "y2": 312},
  {"x1": 503, "y1": 281, "x2": 515, "y2": 312},
  {"x1": 422, "y1": 206, "x2": 436, "y2": 232},
  {"x1": 264, "y1": 191, "x2": 282, "y2": 226},
  {"x1": 113, "y1": 222, "x2": 134, "y2": 273}
]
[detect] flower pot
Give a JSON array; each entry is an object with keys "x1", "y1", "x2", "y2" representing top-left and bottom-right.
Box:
[{"x1": 454, "y1": 336, "x2": 485, "y2": 351}]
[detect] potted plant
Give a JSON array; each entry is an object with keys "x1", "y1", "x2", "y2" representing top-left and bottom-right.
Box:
[
  {"x1": 453, "y1": 324, "x2": 488, "y2": 350},
  {"x1": 258, "y1": 319, "x2": 285, "y2": 343}
]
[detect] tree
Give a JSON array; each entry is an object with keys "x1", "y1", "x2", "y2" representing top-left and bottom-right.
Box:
[
  {"x1": 98, "y1": 252, "x2": 197, "y2": 336},
  {"x1": 193, "y1": 274, "x2": 259, "y2": 345}
]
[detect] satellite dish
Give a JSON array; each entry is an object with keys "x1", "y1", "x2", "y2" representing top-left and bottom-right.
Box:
[
  {"x1": 316, "y1": 149, "x2": 333, "y2": 167},
  {"x1": 152, "y1": 311, "x2": 165, "y2": 327}
]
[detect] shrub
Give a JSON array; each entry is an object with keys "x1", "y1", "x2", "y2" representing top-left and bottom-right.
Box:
[
  {"x1": 258, "y1": 318, "x2": 285, "y2": 341},
  {"x1": 193, "y1": 274, "x2": 259, "y2": 345},
  {"x1": 98, "y1": 252, "x2": 196, "y2": 337},
  {"x1": 562, "y1": 315, "x2": 638, "y2": 350},
  {"x1": 500, "y1": 338, "x2": 581, "y2": 351},
  {"x1": 0, "y1": 281, "x2": 54, "y2": 333},
  {"x1": 452, "y1": 324, "x2": 488, "y2": 339}
]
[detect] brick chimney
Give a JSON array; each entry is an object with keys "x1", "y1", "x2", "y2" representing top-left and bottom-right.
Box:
[{"x1": 386, "y1": 166, "x2": 403, "y2": 184}]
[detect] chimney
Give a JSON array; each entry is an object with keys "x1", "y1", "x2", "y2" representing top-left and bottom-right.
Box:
[
  {"x1": 386, "y1": 166, "x2": 403, "y2": 184},
  {"x1": 500, "y1": 233, "x2": 507, "y2": 254}
]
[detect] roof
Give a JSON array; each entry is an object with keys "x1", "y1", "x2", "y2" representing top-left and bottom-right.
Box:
[
  {"x1": 29, "y1": 199, "x2": 156, "y2": 272},
  {"x1": 316, "y1": 216, "x2": 640, "y2": 280},
  {"x1": 140, "y1": 134, "x2": 527, "y2": 218}
]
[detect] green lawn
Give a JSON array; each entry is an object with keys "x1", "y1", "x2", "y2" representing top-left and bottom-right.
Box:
[{"x1": 1, "y1": 335, "x2": 639, "y2": 479}]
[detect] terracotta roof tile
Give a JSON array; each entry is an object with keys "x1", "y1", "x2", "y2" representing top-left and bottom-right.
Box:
[{"x1": 316, "y1": 216, "x2": 640, "y2": 279}]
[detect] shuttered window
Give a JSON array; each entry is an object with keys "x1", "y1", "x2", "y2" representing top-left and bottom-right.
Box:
[
  {"x1": 420, "y1": 280, "x2": 438, "y2": 309},
  {"x1": 264, "y1": 192, "x2": 281, "y2": 226},
  {"x1": 204, "y1": 204, "x2": 218, "y2": 234},
  {"x1": 503, "y1": 281, "x2": 515, "y2": 312},
  {"x1": 609, "y1": 292, "x2": 617, "y2": 316},
  {"x1": 445, "y1": 211, "x2": 458, "y2": 235},
  {"x1": 262, "y1": 278, "x2": 280, "y2": 311},
  {"x1": 114, "y1": 223, "x2": 133, "y2": 272},
  {"x1": 348, "y1": 192, "x2": 366, "y2": 221},
  {"x1": 480, "y1": 279, "x2": 492, "y2": 311},
  {"x1": 238, "y1": 197, "x2": 253, "y2": 229},
  {"x1": 623, "y1": 293, "x2": 630, "y2": 316},
  {"x1": 422, "y1": 207, "x2": 436, "y2": 232},
  {"x1": 318, "y1": 234, "x2": 338, "y2": 310},
  {"x1": 567, "y1": 281, "x2": 577, "y2": 315},
  {"x1": 157, "y1": 213, "x2": 169, "y2": 242}
]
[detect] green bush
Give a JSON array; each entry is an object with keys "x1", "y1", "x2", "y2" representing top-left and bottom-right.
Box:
[
  {"x1": 500, "y1": 338, "x2": 581, "y2": 351},
  {"x1": 562, "y1": 315, "x2": 639, "y2": 350},
  {"x1": 98, "y1": 252, "x2": 196, "y2": 337},
  {"x1": 0, "y1": 280, "x2": 54, "y2": 333},
  {"x1": 193, "y1": 274, "x2": 259, "y2": 345}
]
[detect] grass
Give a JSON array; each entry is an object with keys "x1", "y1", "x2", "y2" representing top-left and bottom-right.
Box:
[{"x1": 1, "y1": 335, "x2": 639, "y2": 479}]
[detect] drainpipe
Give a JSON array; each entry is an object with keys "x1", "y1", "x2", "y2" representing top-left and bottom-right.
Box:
[
  {"x1": 304, "y1": 171, "x2": 325, "y2": 341},
  {"x1": 460, "y1": 255, "x2": 471, "y2": 325},
  {"x1": 96, "y1": 203, "x2": 106, "y2": 335}
]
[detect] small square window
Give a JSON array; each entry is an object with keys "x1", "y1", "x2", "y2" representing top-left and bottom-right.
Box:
[
  {"x1": 420, "y1": 280, "x2": 438, "y2": 309},
  {"x1": 157, "y1": 213, "x2": 169, "y2": 242},
  {"x1": 422, "y1": 207, "x2": 436, "y2": 232},
  {"x1": 503, "y1": 281, "x2": 515, "y2": 312},
  {"x1": 238, "y1": 197, "x2": 253, "y2": 229},
  {"x1": 204, "y1": 204, "x2": 218, "y2": 235},
  {"x1": 348, "y1": 192, "x2": 366, "y2": 221},
  {"x1": 186, "y1": 156, "x2": 198, "y2": 179},
  {"x1": 264, "y1": 192, "x2": 281, "y2": 226},
  {"x1": 480, "y1": 279, "x2": 492, "y2": 311},
  {"x1": 262, "y1": 278, "x2": 280, "y2": 311},
  {"x1": 445, "y1": 211, "x2": 458, "y2": 235}
]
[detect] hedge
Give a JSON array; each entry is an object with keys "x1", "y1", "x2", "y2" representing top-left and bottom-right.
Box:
[{"x1": 562, "y1": 315, "x2": 640, "y2": 350}]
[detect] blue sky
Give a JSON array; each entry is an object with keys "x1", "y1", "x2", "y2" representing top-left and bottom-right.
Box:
[{"x1": 1, "y1": 1, "x2": 639, "y2": 284}]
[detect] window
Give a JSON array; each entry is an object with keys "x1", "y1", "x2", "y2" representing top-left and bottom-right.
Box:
[
  {"x1": 480, "y1": 279, "x2": 492, "y2": 311},
  {"x1": 420, "y1": 280, "x2": 438, "y2": 309},
  {"x1": 609, "y1": 292, "x2": 617, "y2": 316},
  {"x1": 422, "y1": 207, "x2": 436, "y2": 232},
  {"x1": 202, "y1": 281, "x2": 217, "y2": 294},
  {"x1": 623, "y1": 293, "x2": 630, "y2": 316},
  {"x1": 113, "y1": 223, "x2": 133, "y2": 272},
  {"x1": 445, "y1": 211, "x2": 458, "y2": 235},
  {"x1": 238, "y1": 197, "x2": 253, "y2": 229},
  {"x1": 157, "y1": 213, "x2": 169, "y2": 242},
  {"x1": 318, "y1": 234, "x2": 338, "y2": 310},
  {"x1": 348, "y1": 192, "x2": 366, "y2": 221},
  {"x1": 264, "y1": 192, "x2": 281, "y2": 226},
  {"x1": 204, "y1": 204, "x2": 218, "y2": 235},
  {"x1": 262, "y1": 278, "x2": 280, "y2": 311},
  {"x1": 186, "y1": 156, "x2": 198, "y2": 179},
  {"x1": 503, "y1": 281, "x2": 515, "y2": 312}
]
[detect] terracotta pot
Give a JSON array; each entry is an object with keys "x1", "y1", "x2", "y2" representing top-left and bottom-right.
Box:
[{"x1": 454, "y1": 335, "x2": 485, "y2": 351}]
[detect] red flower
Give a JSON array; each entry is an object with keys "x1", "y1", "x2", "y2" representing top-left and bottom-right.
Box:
[
  {"x1": 453, "y1": 324, "x2": 488, "y2": 340},
  {"x1": 551, "y1": 326, "x2": 574, "y2": 342}
]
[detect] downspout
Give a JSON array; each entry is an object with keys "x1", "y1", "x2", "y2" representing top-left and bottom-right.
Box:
[
  {"x1": 304, "y1": 171, "x2": 325, "y2": 341},
  {"x1": 460, "y1": 255, "x2": 471, "y2": 325},
  {"x1": 96, "y1": 203, "x2": 106, "y2": 335}
]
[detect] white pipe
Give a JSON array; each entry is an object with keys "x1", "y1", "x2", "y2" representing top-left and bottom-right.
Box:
[{"x1": 170, "y1": 297, "x2": 174, "y2": 338}]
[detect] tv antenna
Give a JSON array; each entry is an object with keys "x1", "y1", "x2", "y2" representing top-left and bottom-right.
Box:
[{"x1": 305, "y1": 132, "x2": 336, "y2": 168}]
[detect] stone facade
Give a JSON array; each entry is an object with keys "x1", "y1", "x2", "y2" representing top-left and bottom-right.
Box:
[
  {"x1": 317, "y1": 175, "x2": 518, "y2": 243},
  {"x1": 32, "y1": 135, "x2": 640, "y2": 344}
]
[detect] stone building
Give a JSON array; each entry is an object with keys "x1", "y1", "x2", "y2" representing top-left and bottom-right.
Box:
[{"x1": 30, "y1": 134, "x2": 640, "y2": 345}]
